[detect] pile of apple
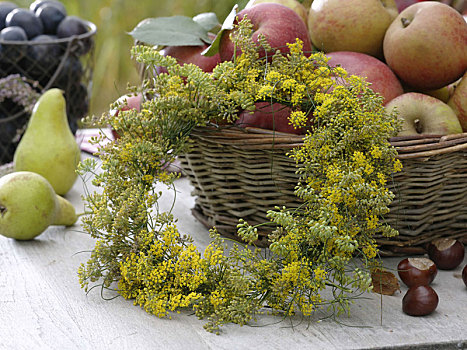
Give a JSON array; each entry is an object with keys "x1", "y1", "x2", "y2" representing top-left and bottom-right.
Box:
[
  {"x1": 306, "y1": 0, "x2": 467, "y2": 136},
  {"x1": 128, "y1": 0, "x2": 466, "y2": 137}
]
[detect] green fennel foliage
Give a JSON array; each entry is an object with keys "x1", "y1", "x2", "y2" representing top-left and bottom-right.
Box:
[{"x1": 78, "y1": 18, "x2": 402, "y2": 333}]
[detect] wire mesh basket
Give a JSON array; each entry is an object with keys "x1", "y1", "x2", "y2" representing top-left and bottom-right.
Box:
[{"x1": 0, "y1": 20, "x2": 96, "y2": 165}]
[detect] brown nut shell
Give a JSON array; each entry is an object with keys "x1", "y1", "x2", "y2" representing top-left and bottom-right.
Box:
[
  {"x1": 397, "y1": 257, "x2": 437, "y2": 287},
  {"x1": 402, "y1": 285, "x2": 438, "y2": 316},
  {"x1": 427, "y1": 238, "x2": 465, "y2": 270},
  {"x1": 463, "y1": 265, "x2": 467, "y2": 288}
]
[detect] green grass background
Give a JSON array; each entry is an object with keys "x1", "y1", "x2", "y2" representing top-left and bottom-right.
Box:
[{"x1": 16, "y1": 0, "x2": 249, "y2": 118}]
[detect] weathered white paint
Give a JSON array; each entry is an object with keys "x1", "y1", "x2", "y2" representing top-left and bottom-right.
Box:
[{"x1": 0, "y1": 154, "x2": 466, "y2": 349}]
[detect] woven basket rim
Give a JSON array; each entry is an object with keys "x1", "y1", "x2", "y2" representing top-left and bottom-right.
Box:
[{"x1": 192, "y1": 126, "x2": 467, "y2": 158}]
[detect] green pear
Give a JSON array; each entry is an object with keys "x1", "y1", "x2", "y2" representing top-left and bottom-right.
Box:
[
  {"x1": 13, "y1": 88, "x2": 80, "y2": 195},
  {"x1": 0, "y1": 171, "x2": 77, "y2": 240}
]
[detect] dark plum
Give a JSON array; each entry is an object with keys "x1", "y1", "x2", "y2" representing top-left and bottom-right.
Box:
[
  {"x1": 28, "y1": 34, "x2": 62, "y2": 62},
  {"x1": 25, "y1": 34, "x2": 62, "y2": 86},
  {"x1": 57, "y1": 16, "x2": 92, "y2": 55},
  {"x1": 0, "y1": 25, "x2": 26, "y2": 41},
  {"x1": 67, "y1": 82, "x2": 89, "y2": 132},
  {"x1": 0, "y1": 2, "x2": 17, "y2": 30},
  {"x1": 5, "y1": 8, "x2": 43, "y2": 39},
  {"x1": 35, "y1": 4, "x2": 66, "y2": 34},
  {"x1": 54, "y1": 55, "x2": 83, "y2": 89},
  {"x1": 0, "y1": 26, "x2": 27, "y2": 62},
  {"x1": 56, "y1": 15, "x2": 88, "y2": 38},
  {"x1": 30, "y1": 0, "x2": 66, "y2": 14}
]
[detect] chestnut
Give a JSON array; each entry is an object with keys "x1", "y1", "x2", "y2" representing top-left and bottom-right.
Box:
[
  {"x1": 463, "y1": 265, "x2": 467, "y2": 288},
  {"x1": 402, "y1": 285, "x2": 439, "y2": 316},
  {"x1": 427, "y1": 238, "x2": 465, "y2": 270},
  {"x1": 397, "y1": 257, "x2": 437, "y2": 287}
]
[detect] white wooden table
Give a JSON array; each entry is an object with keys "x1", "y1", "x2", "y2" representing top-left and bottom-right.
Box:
[{"x1": 1, "y1": 153, "x2": 466, "y2": 350}]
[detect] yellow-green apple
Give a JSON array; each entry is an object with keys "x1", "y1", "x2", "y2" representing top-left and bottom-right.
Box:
[
  {"x1": 326, "y1": 51, "x2": 404, "y2": 105},
  {"x1": 235, "y1": 102, "x2": 309, "y2": 134},
  {"x1": 446, "y1": 76, "x2": 463, "y2": 97},
  {"x1": 385, "y1": 92, "x2": 463, "y2": 136},
  {"x1": 402, "y1": 84, "x2": 452, "y2": 103},
  {"x1": 419, "y1": 87, "x2": 452, "y2": 104},
  {"x1": 307, "y1": 0, "x2": 398, "y2": 58},
  {"x1": 244, "y1": 0, "x2": 308, "y2": 27},
  {"x1": 383, "y1": 2, "x2": 467, "y2": 90},
  {"x1": 156, "y1": 33, "x2": 221, "y2": 74},
  {"x1": 448, "y1": 72, "x2": 467, "y2": 131},
  {"x1": 219, "y1": 3, "x2": 313, "y2": 62}
]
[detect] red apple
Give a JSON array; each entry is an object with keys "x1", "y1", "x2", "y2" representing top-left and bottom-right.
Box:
[
  {"x1": 308, "y1": 0, "x2": 398, "y2": 59},
  {"x1": 219, "y1": 3, "x2": 313, "y2": 62},
  {"x1": 394, "y1": 0, "x2": 419, "y2": 12},
  {"x1": 383, "y1": 2, "x2": 467, "y2": 90},
  {"x1": 156, "y1": 33, "x2": 220, "y2": 74},
  {"x1": 385, "y1": 92, "x2": 463, "y2": 136},
  {"x1": 111, "y1": 93, "x2": 142, "y2": 116},
  {"x1": 326, "y1": 51, "x2": 404, "y2": 105},
  {"x1": 448, "y1": 72, "x2": 467, "y2": 131},
  {"x1": 110, "y1": 93, "x2": 143, "y2": 139},
  {"x1": 235, "y1": 102, "x2": 308, "y2": 135},
  {"x1": 244, "y1": 0, "x2": 309, "y2": 27}
]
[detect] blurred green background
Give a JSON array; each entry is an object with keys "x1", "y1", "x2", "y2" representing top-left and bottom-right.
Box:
[{"x1": 15, "y1": 0, "x2": 249, "y2": 118}]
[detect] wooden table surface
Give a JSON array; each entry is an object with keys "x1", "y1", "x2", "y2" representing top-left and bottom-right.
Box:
[{"x1": 1, "y1": 153, "x2": 466, "y2": 350}]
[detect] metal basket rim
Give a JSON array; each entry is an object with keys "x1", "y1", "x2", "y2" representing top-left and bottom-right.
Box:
[{"x1": 0, "y1": 19, "x2": 97, "y2": 45}]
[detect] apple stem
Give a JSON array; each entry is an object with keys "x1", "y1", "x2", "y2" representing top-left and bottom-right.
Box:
[
  {"x1": 401, "y1": 17, "x2": 411, "y2": 28},
  {"x1": 414, "y1": 119, "x2": 423, "y2": 134},
  {"x1": 0, "y1": 205, "x2": 5, "y2": 217}
]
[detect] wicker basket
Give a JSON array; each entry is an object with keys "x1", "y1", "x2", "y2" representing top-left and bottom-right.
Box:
[
  {"x1": 0, "y1": 20, "x2": 96, "y2": 165},
  {"x1": 179, "y1": 126, "x2": 467, "y2": 256}
]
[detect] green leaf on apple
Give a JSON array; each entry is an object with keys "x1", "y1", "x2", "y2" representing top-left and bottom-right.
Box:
[
  {"x1": 193, "y1": 12, "x2": 220, "y2": 33},
  {"x1": 129, "y1": 16, "x2": 212, "y2": 46},
  {"x1": 202, "y1": 4, "x2": 238, "y2": 57}
]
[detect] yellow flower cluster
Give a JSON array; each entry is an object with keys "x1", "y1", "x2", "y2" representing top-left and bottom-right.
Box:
[
  {"x1": 78, "y1": 17, "x2": 402, "y2": 333},
  {"x1": 268, "y1": 258, "x2": 327, "y2": 317},
  {"x1": 118, "y1": 225, "x2": 214, "y2": 318}
]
